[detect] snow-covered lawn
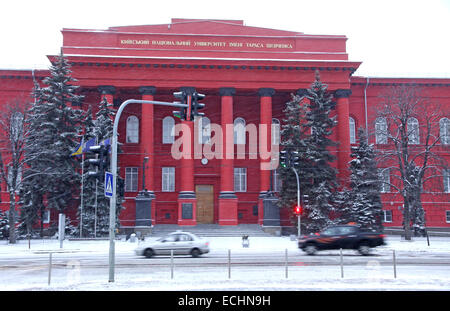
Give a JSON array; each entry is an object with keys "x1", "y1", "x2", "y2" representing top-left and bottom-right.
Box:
[{"x1": 0, "y1": 235, "x2": 449, "y2": 291}]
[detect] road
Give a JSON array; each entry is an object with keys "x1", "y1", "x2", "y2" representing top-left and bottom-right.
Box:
[{"x1": 1, "y1": 247, "x2": 450, "y2": 269}]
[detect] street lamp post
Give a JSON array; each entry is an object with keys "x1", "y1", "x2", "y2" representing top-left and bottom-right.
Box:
[
  {"x1": 292, "y1": 167, "x2": 301, "y2": 237},
  {"x1": 108, "y1": 99, "x2": 189, "y2": 283}
]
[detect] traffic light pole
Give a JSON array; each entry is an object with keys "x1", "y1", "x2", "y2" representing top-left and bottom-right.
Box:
[
  {"x1": 109, "y1": 99, "x2": 189, "y2": 283},
  {"x1": 292, "y1": 167, "x2": 301, "y2": 237}
]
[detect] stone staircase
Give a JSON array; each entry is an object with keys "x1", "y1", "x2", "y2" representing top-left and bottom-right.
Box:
[{"x1": 150, "y1": 224, "x2": 273, "y2": 237}]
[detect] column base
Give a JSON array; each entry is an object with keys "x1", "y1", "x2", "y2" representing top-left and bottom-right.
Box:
[
  {"x1": 218, "y1": 193, "x2": 238, "y2": 226},
  {"x1": 177, "y1": 192, "x2": 196, "y2": 226}
]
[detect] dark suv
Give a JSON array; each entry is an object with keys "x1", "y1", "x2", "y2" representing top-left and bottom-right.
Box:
[{"x1": 298, "y1": 225, "x2": 386, "y2": 255}]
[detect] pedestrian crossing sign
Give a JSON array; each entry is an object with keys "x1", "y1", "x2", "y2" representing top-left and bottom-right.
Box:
[{"x1": 105, "y1": 171, "x2": 114, "y2": 197}]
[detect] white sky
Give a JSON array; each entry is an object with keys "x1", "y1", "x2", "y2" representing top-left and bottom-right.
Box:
[{"x1": 1, "y1": 0, "x2": 449, "y2": 78}]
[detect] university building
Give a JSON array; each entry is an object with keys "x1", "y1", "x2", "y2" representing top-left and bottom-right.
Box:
[{"x1": 0, "y1": 19, "x2": 449, "y2": 232}]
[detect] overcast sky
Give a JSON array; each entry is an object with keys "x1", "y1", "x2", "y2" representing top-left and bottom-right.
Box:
[{"x1": 1, "y1": 0, "x2": 449, "y2": 78}]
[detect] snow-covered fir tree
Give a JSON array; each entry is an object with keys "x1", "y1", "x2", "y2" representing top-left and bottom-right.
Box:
[
  {"x1": 76, "y1": 97, "x2": 123, "y2": 237},
  {"x1": 340, "y1": 128, "x2": 383, "y2": 231},
  {"x1": 300, "y1": 73, "x2": 339, "y2": 232},
  {"x1": 20, "y1": 51, "x2": 84, "y2": 235},
  {"x1": 279, "y1": 72, "x2": 339, "y2": 233},
  {"x1": 278, "y1": 92, "x2": 310, "y2": 225}
]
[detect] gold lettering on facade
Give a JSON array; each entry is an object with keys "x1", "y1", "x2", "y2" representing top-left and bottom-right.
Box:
[{"x1": 119, "y1": 38, "x2": 293, "y2": 49}]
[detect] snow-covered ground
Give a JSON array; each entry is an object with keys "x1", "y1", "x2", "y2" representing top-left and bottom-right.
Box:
[{"x1": 0, "y1": 235, "x2": 449, "y2": 291}]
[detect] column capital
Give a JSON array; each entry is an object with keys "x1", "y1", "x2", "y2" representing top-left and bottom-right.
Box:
[
  {"x1": 219, "y1": 87, "x2": 236, "y2": 96},
  {"x1": 258, "y1": 88, "x2": 275, "y2": 97},
  {"x1": 334, "y1": 89, "x2": 352, "y2": 99},
  {"x1": 296, "y1": 89, "x2": 309, "y2": 97},
  {"x1": 139, "y1": 86, "x2": 157, "y2": 95},
  {"x1": 98, "y1": 85, "x2": 116, "y2": 95}
]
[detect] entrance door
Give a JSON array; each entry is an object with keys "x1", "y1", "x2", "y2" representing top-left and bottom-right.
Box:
[{"x1": 195, "y1": 185, "x2": 214, "y2": 224}]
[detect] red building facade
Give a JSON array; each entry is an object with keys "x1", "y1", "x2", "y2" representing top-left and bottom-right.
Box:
[{"x1": 0, "y1": 19, "x2": 449, "y2": 231}]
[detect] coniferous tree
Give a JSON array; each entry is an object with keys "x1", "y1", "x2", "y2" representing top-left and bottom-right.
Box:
[
  {"x1": 76, "y1": 98, "x2": 123, "y2": 237},
  {"x1": 279, "y1": 72, "x2": 339, "y2": 233},
  {"x1": 300, "y1": 72, "x2": 339, "y2": 232},
  {"x1": 340, "y1": 128, "x2": 383, "y2": 231},
  {"x1": 20, "y1": 51, "x2": 84, "y2": 236}
]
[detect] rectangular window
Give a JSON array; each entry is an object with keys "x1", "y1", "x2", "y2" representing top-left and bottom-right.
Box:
[
  {"x1": 43, "y1": 210, "x2": 50, "y2": 224},
  {"x1": 125, "y1": 167, "x2": 138, "y2": 192},
  {"x1": 273, "y1": 169, "x2": 282, "y2": 192},
  {"x1": 444, "y1": 169, "x2": 450, "y2": 193},
  {"x1": 379, "y1": 168, "x2": 390, "y2": 193},
  {"x1": 446, "y1": 211, "x2": 450, "y2": 223},
  {"x1": 383, "y1": 210, "x2": 393, "y2": 223},
  {"x1": 234, "y1": 167, "x2": 247, "y2": 192},
  {"x1": 162, "y1": 167, "x2": 175, "y2": 192}
]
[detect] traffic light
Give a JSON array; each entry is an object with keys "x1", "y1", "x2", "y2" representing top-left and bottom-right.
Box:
[
  {"x1": 173, "y1": 90, "x2": 206, "y2": 121},
  {"x1": 280, "y1": 150, "x2": 289, "y2": 168},
  {"x1": 173, "y1": 91, "x2": 188, "y2": 120},
  {"x1": 294, "y1": 205, "x2": 303, "y2": 216},
  {"x1": 86, "y1": 144, "x2": 110, "y2": 182},
  {"x1": 302, "y1": 194, "x2": 309, "y2": 205},
  {"x1": 291, "y1": 151, "x2": 300, "y2": 167},
  {"x1": 192, "y1": 91, "x2": 206, "y2": 119}
]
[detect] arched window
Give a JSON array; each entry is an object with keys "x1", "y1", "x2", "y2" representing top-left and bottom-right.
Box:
[
  {"x1": 407, "y1": 117, "x2": 419, "y2": 144},
  {"x1": 349, "y1": 117, "x2": 356, "y2": 144},
  {"x1": 440, "y1": 117, "x2": 450, "y2": 145},
  {"x1": 375, "y1": 117, "x2": 388, "y2": 144},
  {"x1": 234, "y1": 117, "x2": 246, "y2": 144},
  {"x1": 162, "y1": 116, "x2": 175, "y2": 144},
  {"x1": 198, "y1": 117, "x2": 211, "y2": 144},
  {"x1": 126, "y1": 116, "x2": 139, "y2": 143},
  {"x1": 272, "y1": 118, "x2": 280, "y2": 145}
]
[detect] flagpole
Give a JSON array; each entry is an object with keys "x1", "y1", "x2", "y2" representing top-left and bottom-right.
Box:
[
  {"x1": 80, "y1": 151, "x2": 84, "y2": 238},
  {"x1": 94, "y1": 136, "x2": 98, "y2": 238}
]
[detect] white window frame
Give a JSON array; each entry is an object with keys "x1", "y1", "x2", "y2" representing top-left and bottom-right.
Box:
[
  {"x1": 234, "y1": 118, "x2": 246, "y2": 145},
  {"x1": 444, "y1": 169, "x2": 450, "y2": 193},
  {"x1": 379, "y1": 168, "x2": 390, "y2": 193},
  {"x1": 234, "y1": 167, "x2": 247, "y2": 192},
  {"x1": 126, "y1": 115, "x2": 139, "y2": 143},
  {"x1": 162, "y1": 116, "x2": 175, "y2": 144},
  {"x1": 125, "y1": 167, "x2": 139, "y2": 192},
  {"x1": 273, "y1": 169, "x2": 282, "y2": 192},
  {"x1": 407, "y1": 117, "x2": 419, "y2": 145},
  {"x1": 440, "y1": 117, "x2": 449, "y2": 145},
  {"x1": 375, "y1": 117, "x2": 388, "y2": 144},
  {"x1": 198, "y1": 117, "x2": 211, "y2": 144},
  {"x1": 43, "y1": 210, "x2": 50, "y2": 224},
  {"x1": 349, "y1": 117, "x2": 356, "y2": 144},
  {"x1": 162, "y1": 167, "x2": 175, "y2": 192},
  {"x1": 446, "y1": 211, "x2": 450, "y2": 223},
  {"x1": 272, "y1": 118, "x2": 280, "y2": 145},
  {"x1": 383, "y1": 210, "x2": 393, "y2": 223}
]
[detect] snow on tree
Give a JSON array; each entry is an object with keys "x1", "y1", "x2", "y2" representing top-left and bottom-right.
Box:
[
  {"x1": 75, "y1": 97, "x2": 123, "y2": 237},
  {"x1": 339, "y1": 128, "x2": 383, "y2": 231},
  {"x1": 0, "y1": 99, "x2": 28, "y2": 243},
  {"x1": 279, "y1": 72, "x2": 339, "y2": 233},
  {"x1": 20, "y1": 51, "x2": 84, "y2": 236},
  {"x1": 374, "y1": 85, "x2": 448, "y2": 240}
]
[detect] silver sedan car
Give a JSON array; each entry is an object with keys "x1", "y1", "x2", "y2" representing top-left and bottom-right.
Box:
[{"x1": 135, "y1": 231, "x2": 210, "y2": 258}]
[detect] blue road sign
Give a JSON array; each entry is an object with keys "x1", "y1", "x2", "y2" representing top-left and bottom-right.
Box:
[{"x1": 105, "y1": 171, "x2": 114, "y2": 197}]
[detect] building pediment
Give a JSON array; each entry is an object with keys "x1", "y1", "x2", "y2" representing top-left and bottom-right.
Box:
[
  {"x1": 106, "y1": 18, "x2": 304, "y2": 37},
  {"x1": 61, "y1": 18, "x2": 349, "y2": 62}
]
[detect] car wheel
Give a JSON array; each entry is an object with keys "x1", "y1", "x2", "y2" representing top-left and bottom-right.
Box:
[
  {"x1": 144, "y1": 248, "x2": 154, "y2": 258},
  {"x1": 190, "y1": 248, "x2": 201, "y2": 258},
  {"x1": 304, "y1": 243, "x2": 318, "y2": 256},
  {"x1": 358, "y1": 242, "x2": 371, "y2": 256}
]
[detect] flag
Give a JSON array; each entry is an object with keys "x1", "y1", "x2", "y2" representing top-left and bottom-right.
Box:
[
  {"x1": 100, "y1": 137, "x2": 111, "y2": 147},
  {"x1": 71, "y1": 138, "x2": 84, "y2": 157},
  {"x1": 83, "y1": 137, "x2": 97, "y2": 152}
]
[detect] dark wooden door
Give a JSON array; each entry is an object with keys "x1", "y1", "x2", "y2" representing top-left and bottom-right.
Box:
[{"x1": 195, "y1": 185, "x2": 214, "y2": 224}]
